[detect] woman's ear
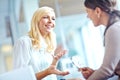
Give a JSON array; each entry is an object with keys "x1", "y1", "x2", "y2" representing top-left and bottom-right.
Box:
[{"x1": 95, "y1": 7, "x2": 102, "y2": 18}]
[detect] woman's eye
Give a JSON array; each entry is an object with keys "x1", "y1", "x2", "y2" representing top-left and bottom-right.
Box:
[
  {"x1": 42, "y1": 16, "x2": 55, "y2": 21},
  {"x1": 52, "y1": 18, "x2": 55, "y2": 20},
  {"x1": 43, "y1": 16, "x2": 48, "y2": 19}
]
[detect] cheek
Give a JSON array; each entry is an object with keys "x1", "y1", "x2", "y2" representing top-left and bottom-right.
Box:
[
  {"x1": 38, "y1": 22, "x2": 44, "y2": 30},
  {"x1": 88, "y1": 13, "x2": 98, "y2": 25},
  {"x1": 53, "y1": 22, "x2": 55, "y2": 27},
  {"x1": 39, "y1": 20, "x2": 46, "y2": 26},
  {"x1": 92, "y1": 17, "x2": 100, "y2": 26},
  {"x1": 40, "y1": 19, "x2": 46, "y2": 25},
  {"x1": 87, "y1": 11, "x2": 93, "y2": 19}
]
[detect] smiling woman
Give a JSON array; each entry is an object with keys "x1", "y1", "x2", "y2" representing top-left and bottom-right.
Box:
[
  {"x1": 12, "y1": 6, "x2": 69, "y2": 80},
  {"x1": 38, "y1": 10, "x2": 56, "y2": 37}
]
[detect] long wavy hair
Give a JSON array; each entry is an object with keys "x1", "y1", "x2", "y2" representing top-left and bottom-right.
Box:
[{"x1": 28, "y1": 6, "x2": 56, "y2": 53}]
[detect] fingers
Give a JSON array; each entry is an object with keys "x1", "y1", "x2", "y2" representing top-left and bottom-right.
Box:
[
  {"x1": 79, "y1": 67, "x2": 94, "y2": 79},
  {"x1": 48, "y1": 65, "x2": 69, "y2": 76},
  {"x1": 51, "y1": 47, "x2": 69, "y2": 76},
  {"x1": 78, "y1": 67, "x2": 88, "y2": 72},
  {"x1": 79, "y1": 67, "x2": 92, "y2": 72},
  {"x1": 55, "y1": 50, "x2": 67, "y2": 59},
  {"x1": 55, "y1": 69, "x2": 70, "y2": 76},
  {"x1": 54, "y1": 44, "x2": 63, "y2": 55},
  {"x1": 58, "y1": 71, "x2": 70, "y2": 76},
  {"x1": 51, "y1": 50, "x2": 67, "y2": 65},
  {"x1": 82, "y1": 71, "x2": 90, "y2": 79}
]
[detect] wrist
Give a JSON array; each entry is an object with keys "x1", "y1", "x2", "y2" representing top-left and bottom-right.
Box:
[{"x1": 46, "y1": 67, "x2": 51, "y2": 75}]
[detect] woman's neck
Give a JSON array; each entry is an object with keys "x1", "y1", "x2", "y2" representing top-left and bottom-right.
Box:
[
  {"x1": 100, "y1": 12, "x2": 110, "y2": 27},
  {"x1": 40, "y1": 31, "x2": 48, "y2": 39}
]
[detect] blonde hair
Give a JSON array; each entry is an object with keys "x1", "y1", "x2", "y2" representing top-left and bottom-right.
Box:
[{"x1": 28, "y1": 6, "x2": 56, "y2": 52}]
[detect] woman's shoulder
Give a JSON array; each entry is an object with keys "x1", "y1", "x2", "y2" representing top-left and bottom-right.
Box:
[
  {"x1": 105, "y1": 21, "x2": 120, "y2": 40},
  {"x1": 15, "y1": 35, "x2": 32, "y2": 46},
  {"x1": 107, "y1": 21, "x2": 120, "y2": 32},
  {"x1": 112, "y1": 21, "x2": 120, "y2": 27},
  {"x1": 19, "y1": 35, "x2": 31, "y2": 41}
]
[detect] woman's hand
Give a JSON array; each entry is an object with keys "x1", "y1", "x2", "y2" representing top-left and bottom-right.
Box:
[
  {"x1": 47, "y1": 64, "x2": 69, "y2": 76},
  {"x1": 36, "y1": 49, "x2": 69, "y2": 80},
  {"x1": 48, "y1": 49, "x2": 69, "y2": 76},
  {"x1": 54, "y1": 44, "x2": 63, "y2": 56},
  {"x1": 79, "y1": 67, "x2": 95, "y2": 79}
]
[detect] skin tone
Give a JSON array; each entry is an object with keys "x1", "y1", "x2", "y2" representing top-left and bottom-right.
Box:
[
  {"x1": 79, "y1": 67, "x2": 95, "y2": 79},
  {"x1": 36, "y1": 49, "x2": 69, "y2": 80},
  {"x1": 86, "y1": 7, "x2": 109, "y2": 27},
  {"x1": 79, "y1": 7, "x2": 110, "y2": 79},
  {"x1": 36, "y1": 10, "x2": 69, "y2": 80},
  {"x1": 38, "y1": 11, "x2": 55, "y2": 38}
]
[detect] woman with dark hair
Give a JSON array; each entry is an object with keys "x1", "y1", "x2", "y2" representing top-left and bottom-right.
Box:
[{"x1": 80, "y1": 0, "x2": 120, "y2": 80}]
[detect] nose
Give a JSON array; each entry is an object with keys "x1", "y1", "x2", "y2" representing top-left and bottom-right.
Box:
[
  {"x1": 87, "y1": 14, "x2": 89, "y2": 18},
  {"x1": 48, "y1": 18, "x2": 52, "y2": 23},
  {"x1": 48, "y1": 18, "x2": 55, "y2": 28}
]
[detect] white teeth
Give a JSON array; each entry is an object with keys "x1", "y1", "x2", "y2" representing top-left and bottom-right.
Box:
[
  {"x1": 45, "y1": 26, "x2": 51, "y2": 29},
  {"x1": 46, "y1": 25, "x2": 52, "y2": 28}
]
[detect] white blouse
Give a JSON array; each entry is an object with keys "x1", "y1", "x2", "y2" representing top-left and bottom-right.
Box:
[{"x1": 13, "y1": 35, "x2": 57, "y2": 80}]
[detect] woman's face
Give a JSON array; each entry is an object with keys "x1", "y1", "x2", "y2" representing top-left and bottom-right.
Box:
[
  {"x1": 38, "y1": 11, "x2": 55, "y2": 35},
  {"x1": 86, "y1": 7, "x2": 101, "y2": 27}
]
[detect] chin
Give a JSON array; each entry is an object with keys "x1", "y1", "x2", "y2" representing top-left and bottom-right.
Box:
[
  {"x1": 94, "y1": 25, "x2": 98, "y2": 27},
  {"x1": 47, "y1": 29, "x2": 53, "y2": 32},
  {"x1": 46, "y1": 30, "x2": 52, "y2": 33},
  {"x1": 94, "y1": 23, "x2": 100, "y2": 27}
]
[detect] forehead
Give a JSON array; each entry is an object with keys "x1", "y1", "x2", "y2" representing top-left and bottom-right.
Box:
[
  {"x1": 86, "y1": 7, "x2": 92, "y2": 11},
  {"x1": 43, "y1": 11, "x2": 55, "y2": 17}
]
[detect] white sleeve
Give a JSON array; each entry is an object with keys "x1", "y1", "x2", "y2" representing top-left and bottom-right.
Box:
[
  {"x1": 13, "y1": 37, "x2": 31, "y2": 69},
  {"x1": 88, "y1": 24, "x2": 120, "y2": 80}
]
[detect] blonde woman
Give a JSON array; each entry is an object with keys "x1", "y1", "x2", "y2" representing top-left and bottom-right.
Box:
[{"x1": 13, "y1": 6, "x2": 69, "y2": 80}]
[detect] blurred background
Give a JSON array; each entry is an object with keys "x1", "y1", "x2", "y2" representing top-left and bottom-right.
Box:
[{"x1": 0, "y1": 0, "x2": 120, "y2": 79}]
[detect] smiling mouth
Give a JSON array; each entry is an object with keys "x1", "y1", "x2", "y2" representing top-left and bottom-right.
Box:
[
  {"x1": 45, "y1": 26, "x2": 50, "y2": 29},
  {"x1": 45, "y1": 24, "x2": 53, "y2": 28}
]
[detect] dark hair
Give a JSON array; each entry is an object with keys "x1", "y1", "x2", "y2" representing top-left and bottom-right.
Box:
[
  {"x1": 84, "y1": 0, "x2": 120, "y2": 45},
  {"x1": 84, "y1": 0, "x2": 120, "y2": 27},
  {"x1": 84, "y1": 0, "x2": 117, "y2": 13}
]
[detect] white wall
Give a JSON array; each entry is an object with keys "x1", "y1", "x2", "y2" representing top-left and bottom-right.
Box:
[{"x1": 0, "y1": 0, "x2": 39, "y2": 74}]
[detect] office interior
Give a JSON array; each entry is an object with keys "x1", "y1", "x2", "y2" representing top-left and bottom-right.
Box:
[{"x1": 0, "y1": 0, "x2": 120, "y2": 79}]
